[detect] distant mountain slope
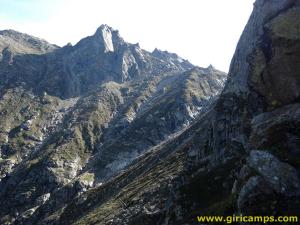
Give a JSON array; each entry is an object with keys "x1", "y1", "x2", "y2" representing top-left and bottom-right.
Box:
[
  {"x1": 0, "y1": 25, "x2": 194, "y2": 99},
  {"x1": 0, "y1": 24, "x2": 226, "y2": 225},
  {"x1": 0, "y1": 29, "x2": 58, "y2": 59}
]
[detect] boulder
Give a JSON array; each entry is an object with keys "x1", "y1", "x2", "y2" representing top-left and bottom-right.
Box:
[{"x1": 247, "y1": 150, "x2": 300, "y2": 196}]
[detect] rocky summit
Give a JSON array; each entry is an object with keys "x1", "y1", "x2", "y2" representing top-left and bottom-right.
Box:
[{"x1": 0, "y1": 0, "x2": 300, "y2": 224}]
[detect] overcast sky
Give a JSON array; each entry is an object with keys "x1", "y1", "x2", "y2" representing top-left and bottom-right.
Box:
[{"x1": 0, "y1": 0, "x2": 255, "y2": 72}]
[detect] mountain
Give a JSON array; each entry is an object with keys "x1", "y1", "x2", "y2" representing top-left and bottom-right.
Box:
[
  {"x1": 0, "y1": 25, "x2": 195, "y2": 99},
  {"x1": 38, "y1": 0, "x2": 300, "y2": 224},
  {"x1": 1, "y1": 0, "x2": 299, "y2": 224},
  {"x1": 0, "y1": 23, "x2": 227, "y2": 224}
]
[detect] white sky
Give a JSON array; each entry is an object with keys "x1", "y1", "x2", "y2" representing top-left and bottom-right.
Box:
[{"x1": 0, "y1": 0, "x2": 255, "y2": 72}]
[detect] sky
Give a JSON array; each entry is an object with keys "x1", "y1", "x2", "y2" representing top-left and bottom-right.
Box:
[{"x1": 0, "y1": 0, "x2": 255, "y2": 72}]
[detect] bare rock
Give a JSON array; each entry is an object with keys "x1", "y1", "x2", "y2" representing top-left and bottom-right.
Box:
[{"x1": 247, "y1": 150, "x2": 300, "y2": 196}]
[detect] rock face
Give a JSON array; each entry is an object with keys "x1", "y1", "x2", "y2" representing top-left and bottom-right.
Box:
[
  {"x1": 247, "y1": 150, "x2": 300, "y2": 196},
  {"x1": 0, "y1": 0, "x2": 299, "y2": 224}
]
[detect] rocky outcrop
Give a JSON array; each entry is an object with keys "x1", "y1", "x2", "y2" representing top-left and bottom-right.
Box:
[{"x1": 247, "y1": 150, "x2": 300, "y2": 196}]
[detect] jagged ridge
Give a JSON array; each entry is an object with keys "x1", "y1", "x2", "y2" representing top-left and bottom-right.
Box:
[{"x1": 0, "y1": 24, "x2": 226, "y2": 225}]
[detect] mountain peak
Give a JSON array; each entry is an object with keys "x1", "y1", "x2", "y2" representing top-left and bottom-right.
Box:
[
  {"x1": 207, "y1": 64, "x2": 215, "y2": 70},
  {"x1": 93, "y1": 24, "x2": 122, "y2": 53},
  {"x1": 96, "y1": 24, "x2": 114, "y2": 32}
]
